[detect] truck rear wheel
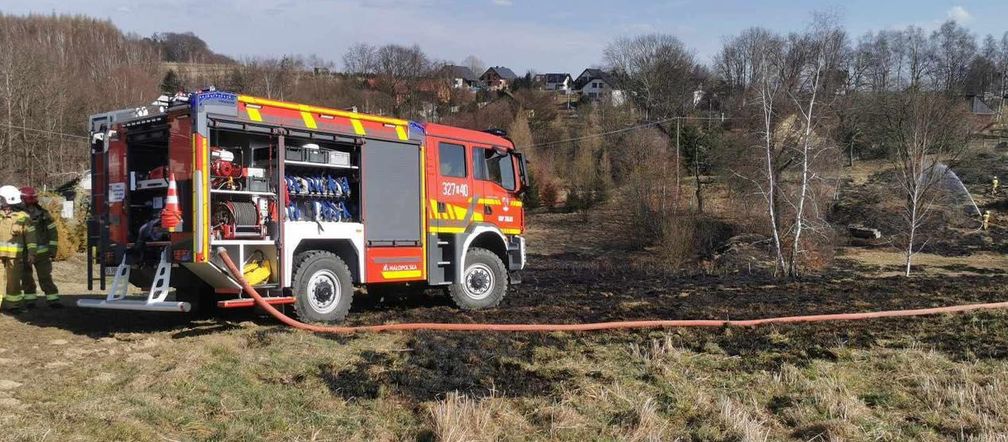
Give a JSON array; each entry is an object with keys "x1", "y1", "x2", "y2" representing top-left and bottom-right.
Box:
[
  {"x1": 292, "y1": 251, "x2": 354, "y2": 323},
  {"x1": 449, "y1": 247, "x2": 507, "y2": 310}
]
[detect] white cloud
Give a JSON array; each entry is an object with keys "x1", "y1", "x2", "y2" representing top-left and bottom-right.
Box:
[
  {"x1": 947, "y1": 5, "x2": 972, "y2": 23},
  {"x1": 492, "y1": 0, "x2": 512, "y2": 5}
]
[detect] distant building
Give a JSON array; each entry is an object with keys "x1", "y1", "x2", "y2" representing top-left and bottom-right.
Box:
[
  {"x1": 574, "y1": 68, "x2": 625, "y2": 105},
  {"x1": 534, "y1": 73, "x2": 574, "y2": 93},
  {"x1": 968, "y1": 95, "x2": 995, "y2": 116},
  {"x1": 481, "y1": 66, "x2": 518, "y2": 91},
  {"x1": 693, "y1": 87, "x2": 705, "y2": 107},
  {"x1": 441, "y1": 65, "x2": 479, "y2": 89}
]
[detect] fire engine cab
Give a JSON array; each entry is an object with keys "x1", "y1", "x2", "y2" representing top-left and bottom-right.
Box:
[{"x1": 81, "y1": 90, "x2": 528, "y2": 322}]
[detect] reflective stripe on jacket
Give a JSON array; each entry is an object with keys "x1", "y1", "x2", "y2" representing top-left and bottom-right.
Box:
[
  {"x1": 0, "y1": 210, "x2": 36, "y2": 259},
  {"x1": 26, "y1": 206, "x2": 56, "y2": 255}
]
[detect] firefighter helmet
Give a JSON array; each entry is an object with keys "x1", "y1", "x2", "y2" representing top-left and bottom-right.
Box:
[
  {"x1": 0, "y1": 185, "x2": 21, "y2": 206},
  {"x1": 19, "y1": 186, "x2": 37, "y2": 205}
]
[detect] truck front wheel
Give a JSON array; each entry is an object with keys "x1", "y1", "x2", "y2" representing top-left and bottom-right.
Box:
[
  {"x1": 292, "y1": 251, "x2": 354, "y2": 323},
  {"x1": 449, "y1": 247, "x2": 507, "y2": 310}
]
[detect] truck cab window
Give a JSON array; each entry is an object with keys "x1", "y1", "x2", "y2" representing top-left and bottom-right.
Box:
[
  {"x1": 439, "y1": 142, "x2": 466, "y2": 178},
  {"x1": 473, "y1": 147, "x2": 489, "y2": 180},
  {"x1": 475, "y1": 147, "x2": 516, "y2": 191}
]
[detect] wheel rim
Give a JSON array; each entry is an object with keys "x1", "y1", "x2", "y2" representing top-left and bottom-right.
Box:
[
  {"x1": 463, "y1": 263, "x2": 495, "y2": 300},
  {"x1": 306, "y1": 269, "x2": 341, "y2": 314}
]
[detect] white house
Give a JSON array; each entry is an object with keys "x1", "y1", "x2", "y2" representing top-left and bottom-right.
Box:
[
  {"x1": 574, "y1": 69, "x2": 624, "y2": 105},
  {"x1": 480, "y1": 66, "x2": 518, "y2": 91},
  {"x1": 442, "y1": 65, "x2": 479, "y2": 89},
  {"x1": 534, "y1": 73, "x2": 574, "y2": 94}
]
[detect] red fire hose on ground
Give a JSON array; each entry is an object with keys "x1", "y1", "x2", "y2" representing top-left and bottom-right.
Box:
[{"x1": 216, "y1": 248, "x2": 1008, "y2": 333}]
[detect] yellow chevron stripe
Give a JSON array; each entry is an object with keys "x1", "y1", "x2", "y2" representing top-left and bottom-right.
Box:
[
  {"x1": 429, "y1": 199, "x2": 440, "y2": 220},
  {"x1": 351, "y1": 119, "x2": 366, "y2": 135},
  {"x1": 396, "y1": 125, "x2": 408, "y2": 140},
  {"x1": 301, "y1": 111, "x2": 318, "y2": 129},
  {"x1": 247, "y1": 108, "x2": 262, "y2": 122},
  {"x1": 238, "y1": 95, "x2": 408, "y2": 127}
]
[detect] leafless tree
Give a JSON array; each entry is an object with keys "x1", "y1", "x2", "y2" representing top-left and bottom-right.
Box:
[
  {"x1": 751, "y1": 31, "x2": 789, "y2": 274},
  {"x1": 462, "y1": 55, "x2": 485, "y2": 77},
  {"x1": 342, "y1": 43, "x2": 378, "y2": 75},
  {"x1": 715, "y1": 27, "x2": 776, "y2": 105},
  {"x1": 899, "y1": 26, "x2": 933, "y2": 89},
  {"x1": 879, "y1": 91, "x2": 971, "y2": 276},
  {"x1": 930, "y1": 21, "x2": 977, "y2": 93},
  {"x1": 603, "y1": 33, "x2": 697, "y2": 120},
  {"x1": 782, "y1": 17, "x2": 846, "y2": 276}
]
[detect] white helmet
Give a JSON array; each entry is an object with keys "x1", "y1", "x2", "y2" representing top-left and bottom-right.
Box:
[{"x1": 0, "y1": 185, "x2": 21, "y2": 206}]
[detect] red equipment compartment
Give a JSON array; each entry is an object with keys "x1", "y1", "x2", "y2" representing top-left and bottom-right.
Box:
[
  {"x1": 365, "y1": 246, "x2": 425, "y2": 283},
  {"x1": 107, "y1": 127, "x2": 129, "y2": 247}
]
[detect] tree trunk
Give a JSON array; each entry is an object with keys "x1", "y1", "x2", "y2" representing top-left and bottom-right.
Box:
[
  {"x1": 905, "y1": 203, "x2": 918, "y2": 277},
  {"x1": 674, "y1": 118, "x2": 681, "y2": 211},
  {"x1": 789, "y1": 58, "x2": 823, "y2": 278},
  {"x1": 694, "y1": 140, "x2": 703, "y2": 214}
]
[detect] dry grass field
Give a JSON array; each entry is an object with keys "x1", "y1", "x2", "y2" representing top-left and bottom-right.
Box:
[{"x1": 2, "y1": 209, "x2": 1008, "y2": 440}]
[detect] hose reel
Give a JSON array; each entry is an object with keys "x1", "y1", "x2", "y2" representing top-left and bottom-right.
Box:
[{"x1": 213, "y1": 201, "x2": 263, "y2": 239}]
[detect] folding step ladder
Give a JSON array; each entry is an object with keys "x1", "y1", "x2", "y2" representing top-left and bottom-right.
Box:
[{"x1": 77, "y1": 248, "x2": 191, "y2": 312}]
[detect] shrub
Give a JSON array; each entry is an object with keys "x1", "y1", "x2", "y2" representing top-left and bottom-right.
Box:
[
  {"x1": 37, "y1": 194, "x2": 70, "y2": 261},
  {"x1": 538, "y1": 179, "x2": 560, "y2": 210}
]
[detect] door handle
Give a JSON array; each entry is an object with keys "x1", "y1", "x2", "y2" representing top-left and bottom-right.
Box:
[
  {"x1": 484, "y1": 205, "x2": 492, "y2": 215},
  {"x1": 437, "y1": 202, "x2": 446, "y2": 213}
]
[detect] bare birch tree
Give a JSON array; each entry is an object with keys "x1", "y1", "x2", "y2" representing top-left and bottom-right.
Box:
[
  {"x1": 784, "y1": 17, "x2": 845, "y2": 277},
  {"x1": 880, "y1": 91, "x2": 970, "y2": 276},
  {"x1": 753, "y1": 35, "x2": 789, "y2": 275}
]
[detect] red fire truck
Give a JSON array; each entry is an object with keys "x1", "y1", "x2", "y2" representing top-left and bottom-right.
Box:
[{"x1": 81, "y1": 91, "x2": 527, "y2": 322}]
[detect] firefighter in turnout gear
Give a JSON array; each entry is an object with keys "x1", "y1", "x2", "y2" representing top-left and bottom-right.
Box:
[
  {"x1": 0, "y1": 185, "x2": 36, "y2": 313},
  {"x1": 19, "y1": 186, "x2": 60, "y2": 308}
]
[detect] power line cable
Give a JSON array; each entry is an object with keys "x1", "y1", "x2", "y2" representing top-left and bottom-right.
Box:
[
  {"x1": 522, "y1": 115, "x2": 735, "y2": 149},
  {"x1": 0, "y1": 123, "x2": 88, "y2": 140}
]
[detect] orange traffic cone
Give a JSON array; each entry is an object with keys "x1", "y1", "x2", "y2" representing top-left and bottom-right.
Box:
[{"x1": 161, "y1": 171, "x2": 182, "y2": 232}]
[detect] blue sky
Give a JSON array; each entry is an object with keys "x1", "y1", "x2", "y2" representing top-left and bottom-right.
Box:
[{"x1": 2, "y1": 0, "x2": 1006, "y2": 74}]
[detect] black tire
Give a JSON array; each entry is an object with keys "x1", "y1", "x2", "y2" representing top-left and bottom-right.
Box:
[
  {"x1": 448, "y1": 247, "x2": 507, "y2": 310},
  {"x1": 292, "y1": 251, "x2": 354, "y2": 323}
]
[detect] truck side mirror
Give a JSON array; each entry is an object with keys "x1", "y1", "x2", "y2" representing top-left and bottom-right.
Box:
[{"x1": 515, "y1": 152, "x2": 529, "y2": 195}]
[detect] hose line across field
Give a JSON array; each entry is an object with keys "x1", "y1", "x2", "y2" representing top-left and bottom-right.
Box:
[{"x1": 216, "y1": 248, "x2": 1008, "y2": 334}]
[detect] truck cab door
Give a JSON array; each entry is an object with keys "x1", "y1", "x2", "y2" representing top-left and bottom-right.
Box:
[
  {"x1": 472, "y1": 145, "x2": 522, "y2": 235},
  {"x1": 427, "y1": 139, "x2": 475, "y2": 233}
]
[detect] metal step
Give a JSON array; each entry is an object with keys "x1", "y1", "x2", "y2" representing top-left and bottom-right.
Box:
[
  {"x1": 77, "y1": 247, "x2": 191, "y2": 313},
  {"x1": 218, "y1": 297, "x2": 295, "y2": 309}
]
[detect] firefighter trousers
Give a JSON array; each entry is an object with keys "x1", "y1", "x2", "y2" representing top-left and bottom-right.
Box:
[
  {"x1": 22, "y1": 254, "x2": 58, "y2": 302},
  {"x1": 1, "y1": 258, "x2": 25, "y2": 310}
]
